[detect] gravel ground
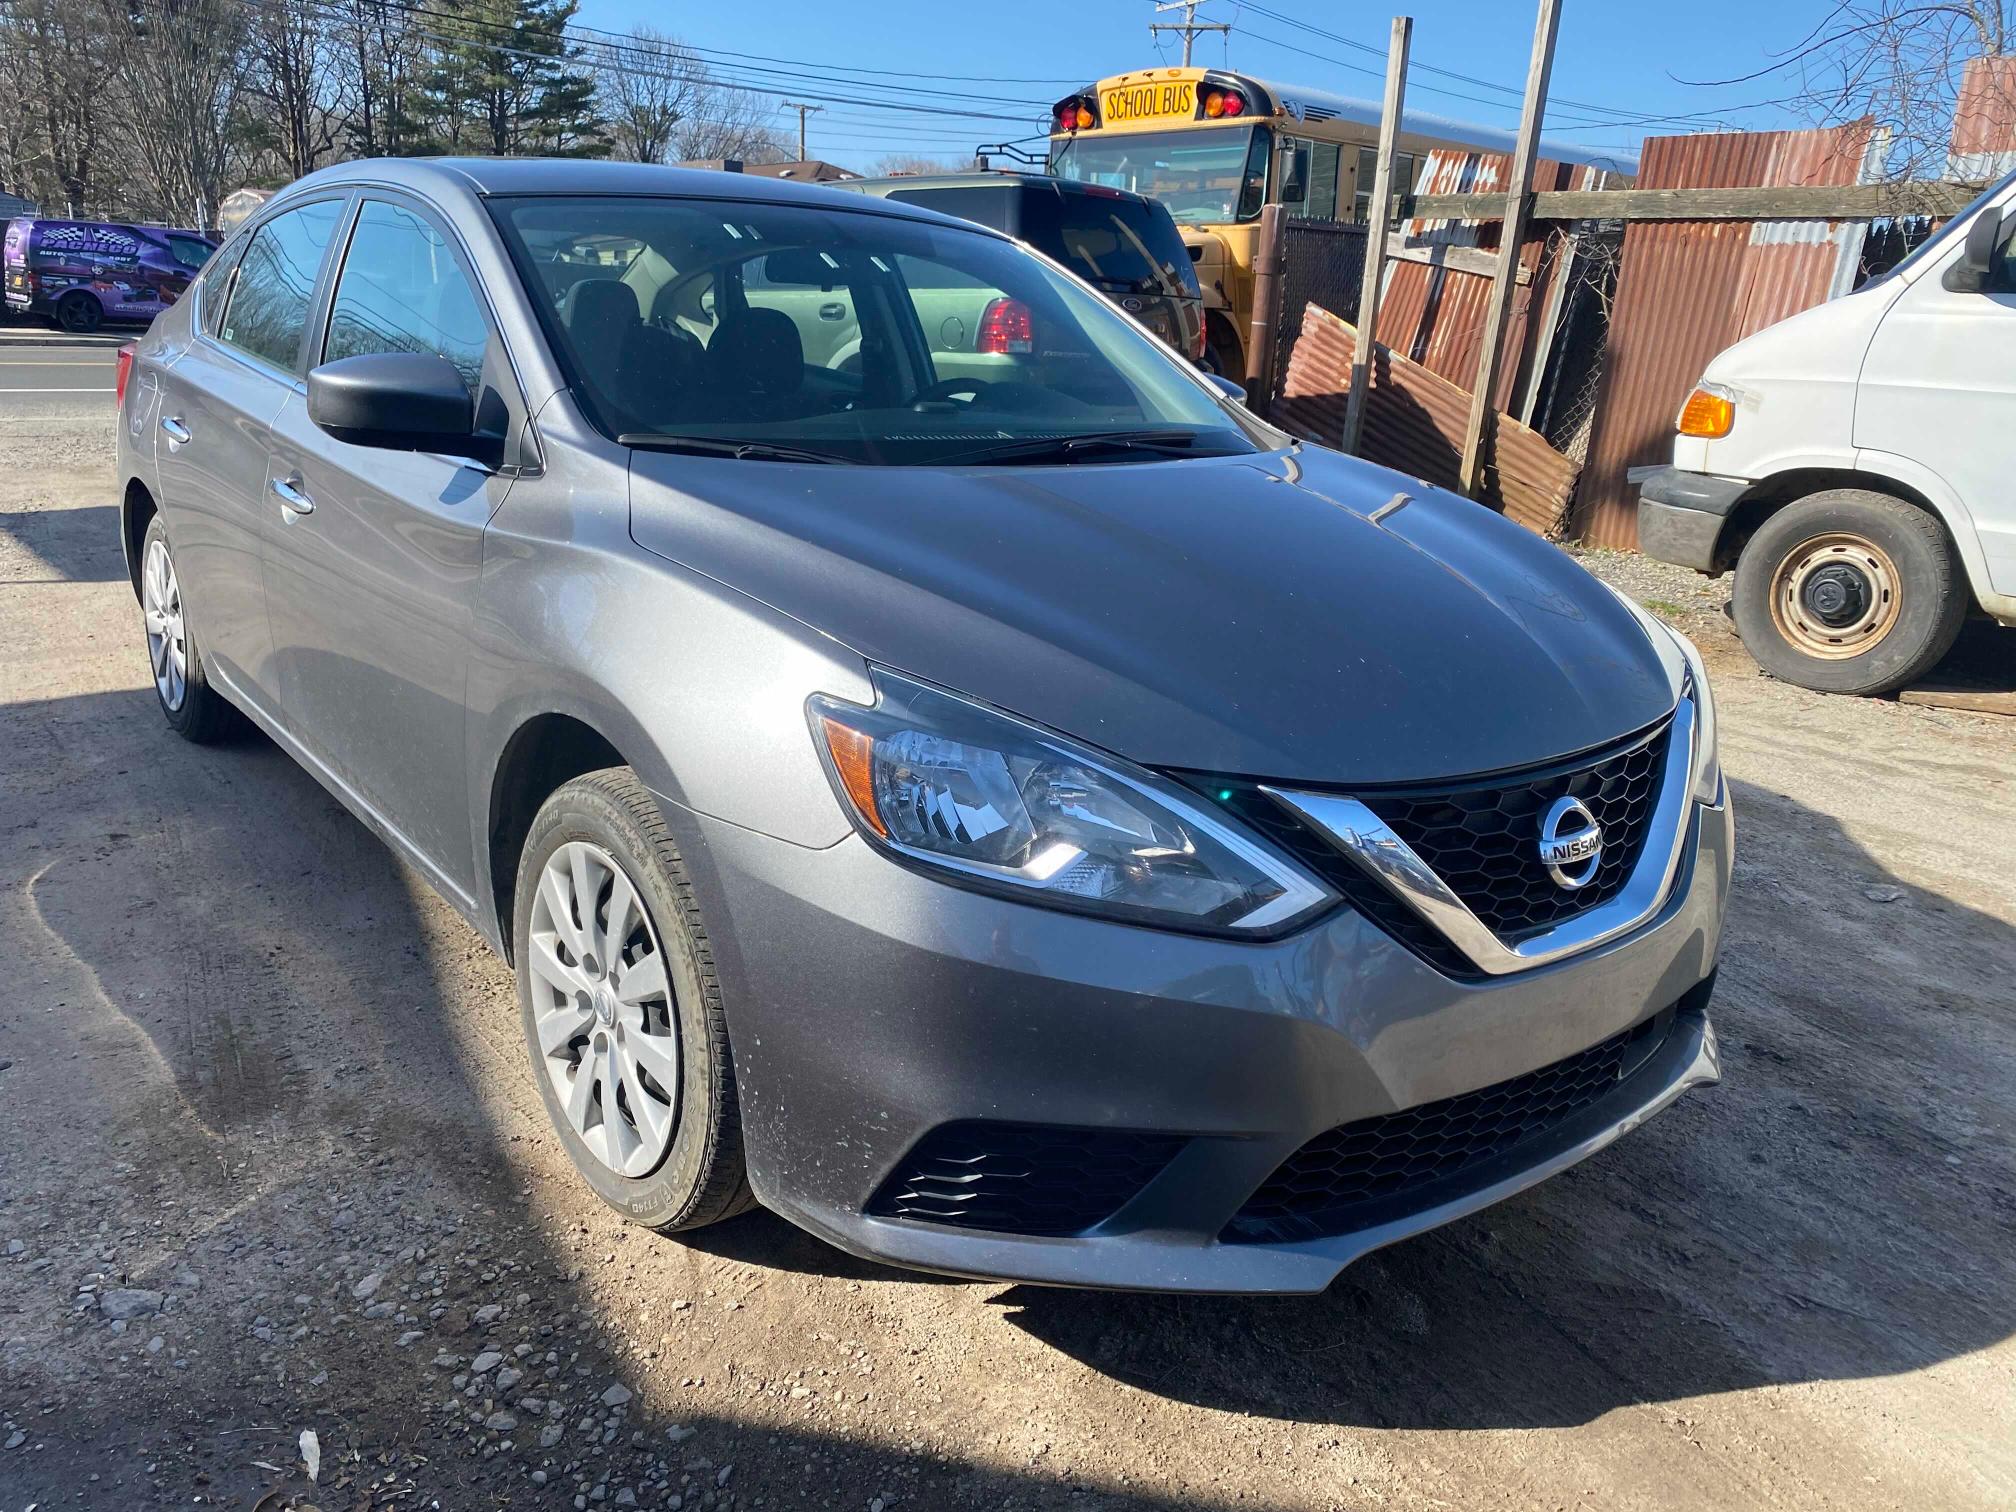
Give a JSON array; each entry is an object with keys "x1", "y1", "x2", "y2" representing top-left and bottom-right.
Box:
[{"x1": 3, "y1": 411, "x2": 2013, "y2": 1512}]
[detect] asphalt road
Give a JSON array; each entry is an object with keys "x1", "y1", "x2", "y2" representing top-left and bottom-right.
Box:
[
  {"x1": 2, "y1": 405, "x2": 2013, "y2": 1511},
  {"x1": 0, "y1": 328, "x2": 121, "y2": 418}
]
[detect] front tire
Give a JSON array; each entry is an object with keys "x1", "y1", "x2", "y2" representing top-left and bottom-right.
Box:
[
  {"x1": 513, "y1": 768, "x2": 755, "y2": 1232},
  {"x1": 139, "y1": 515, "x2": 240, "y2": 742},
  {"x1": 1731, "y1": 489, "x2": 1967, "y2": 696}
]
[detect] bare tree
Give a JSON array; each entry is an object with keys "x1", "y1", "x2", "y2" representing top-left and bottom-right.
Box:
[
  {"x1": 2, "y1": 0, "x2": 112, "y2": 214},
  {"x1": 107, "y1": 0, "x2": 248, "y2": 227},
  {"x1": 1680, "y1": 1, "x2": 2016, "y2": 184},
  {"x1": 594, "y1": 27, "x2": 709, "y2": 163},
  {"x1": 330, "y1": 0, "x2": 425, "y2": 158},
  {"x1": 670, "y1": 82, "x2": 793, "y2": 165},
  {"x1": 242, "y1": 0, "x2": 348, "y2": 181},
  {"x1": 871, "y1": 153, "x2": 984, "y2": 176}
]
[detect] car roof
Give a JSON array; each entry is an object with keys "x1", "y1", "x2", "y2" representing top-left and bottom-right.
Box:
[{"x1": 276, "y1": 157, "x2": 971, "y2": 228}]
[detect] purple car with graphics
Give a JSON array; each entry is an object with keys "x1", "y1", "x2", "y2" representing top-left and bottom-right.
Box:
[{"x1": 3, "y1": 218, "x2": 217, "y2": 333}]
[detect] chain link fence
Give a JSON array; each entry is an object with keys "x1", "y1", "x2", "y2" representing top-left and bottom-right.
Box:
[{"x1": 1267, "y1": 219, "x2": 1369, "y2": 406}]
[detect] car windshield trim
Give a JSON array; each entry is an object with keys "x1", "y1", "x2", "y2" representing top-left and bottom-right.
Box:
[
  {"x1": 618, "y1": 433, "x2": 860, "y2": 465},
  {"x1": 938, "y1": 428, "x2": 1221, "y2": 466}
]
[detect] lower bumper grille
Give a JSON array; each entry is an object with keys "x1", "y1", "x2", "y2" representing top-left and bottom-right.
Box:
[
  {"x1": 867, "y1": 1121, "x2": 1185, "y2": 1237},
  {"x1": 1224, "y1": 1010, "x2": 1676, "y2": 1243}
]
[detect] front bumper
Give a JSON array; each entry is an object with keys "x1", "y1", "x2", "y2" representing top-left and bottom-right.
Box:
[
  {"x1": 661, "y1": 792, "x2": 1731, "y2": 1295},
  {"x1": 1633, "y1": 465, "x2": 1751, "y2": 571}
]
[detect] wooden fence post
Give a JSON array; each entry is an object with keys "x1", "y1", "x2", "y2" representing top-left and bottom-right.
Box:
[
  {"x1": 1457, "y1": 0, "x2": 1561, "y2": 497},
  {"x1": 1243, "y1": 203, "x2": 1288, "y2": 417},
  {"x1": 1341, "y1": 15, "x2": 1412, "y2": 457}
]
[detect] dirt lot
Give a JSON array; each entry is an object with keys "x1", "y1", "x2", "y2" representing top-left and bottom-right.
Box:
[{"x1": 2, "y1": 403, "x2": 2012, "y2": 1512}]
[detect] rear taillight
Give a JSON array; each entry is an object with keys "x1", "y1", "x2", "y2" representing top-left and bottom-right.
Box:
[
  {"x1": 1191, "y1": 317, "x2": 1209, "y2": 364},
  {"x1": 115, "y1": 343, "x2": 136, "y2": 406},
  {"x1": 976, "y1": 297, "x2": 1034, "y2": 355}
]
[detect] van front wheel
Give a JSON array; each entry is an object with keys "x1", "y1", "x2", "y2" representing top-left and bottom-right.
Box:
[{"x1": 1731, "y1": 489, "x2": 1967, "y2": 696}]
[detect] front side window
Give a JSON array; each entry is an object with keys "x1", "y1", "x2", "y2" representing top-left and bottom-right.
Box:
[
  {"x1": 324, "y1": 199, "x2": 490, "y2": 395},
  {"x1": 1051, "y1": 126, "x2": 1270, "y2": 225},
  {"x1": 492, "y1": 195, "x2": 1272, "y2": 466},
  {"x1": 219, "y1": 200, "x2": 345, "y2": 372},
  {"x1": 166, "y1": 235, "x2": 215, "y2": 271}
]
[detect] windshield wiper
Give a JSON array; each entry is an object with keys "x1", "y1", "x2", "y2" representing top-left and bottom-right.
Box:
[
  {"x1": 942, "y1": 430, "x2": 1215, "y2": 466},
  {"x1": 619, "y1": 434, "x2": 859, "y2": 465}
]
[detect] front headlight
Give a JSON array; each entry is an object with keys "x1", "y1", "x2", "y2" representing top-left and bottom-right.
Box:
[{"x1": 808, "y1": 671, "x2": 1335, "y2": 935}]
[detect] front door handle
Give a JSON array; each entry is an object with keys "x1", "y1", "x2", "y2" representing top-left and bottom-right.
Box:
[
  {"x1": 818, "y1": 302, "x2": 846, "y2": 321},
  {"x1": 160, "y1": 416, "x2": 191, "y2": 444},
  {"x1": 271, "y1": 475, "x2": 315, "y2": 516}
]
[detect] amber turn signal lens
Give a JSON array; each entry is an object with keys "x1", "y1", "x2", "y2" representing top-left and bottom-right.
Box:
[
  {"x1": 1075, "y1": 105, "x2": 1094, "y2": 129},
  {"x1": 1677, "y1": 386, "x2": 1735, "y2": 438},
  {"x1": 1203, "y1": 90, "x2": 1225, "y2": 118},
  {"x1": 819, "y1": 717, "x2": 886, "y2": 836}
]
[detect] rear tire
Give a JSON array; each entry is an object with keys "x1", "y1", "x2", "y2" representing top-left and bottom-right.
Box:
[
  {"x1": 55, "y1": 290, "x2": 101, "y2": 334},
  {"x1": 513, "y1": 768, "x2": 756, "y2": 1233},
  {"x1": 139, "y1": 515, "x2": 242, "y2": 743},
  {"x1": 1731, "y1": 489, "x2": 1967, "y2": 696}
]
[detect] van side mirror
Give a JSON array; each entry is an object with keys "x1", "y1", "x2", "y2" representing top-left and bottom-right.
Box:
[
  {"x1": 1944, "y1": 206, "x2": 2014, "y2": 293},
  {"x1": 308, "y1": 352, "x2": 493, "y2": 462}
]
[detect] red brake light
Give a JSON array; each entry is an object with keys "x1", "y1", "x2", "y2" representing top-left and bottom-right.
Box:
[
  {"x1": 1221, "y1": 92, "x2": 1245, "y2": 117},
  {"x1": 976, "y1": 297, "x2": 1034, "y2": 355},
  {"x1": 115, "y1": 343, "x2": 136, "y2": 406}
]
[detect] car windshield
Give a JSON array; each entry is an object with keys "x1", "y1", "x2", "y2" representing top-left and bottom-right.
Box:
[
  {"x1": 491, "y1": 195, "x2": 1267, "y2": 466},
  {"x1": 1050, "y1": 126, "x2": 1267, "y2": 225}
]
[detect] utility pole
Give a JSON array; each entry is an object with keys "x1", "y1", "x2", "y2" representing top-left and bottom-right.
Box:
[
  {"x1": 1340, "y1": 15, "x2": 1412, "y2": 458},
  {"x1": 1456, "y1": 0, "x2": 1561, "y2": 498},
  {"x1": 1151, "y1": 0, "x2": 1228, "y2": 66},
  {"x1": 780, "y1": 100, "x2": 823, "y2": 161}
]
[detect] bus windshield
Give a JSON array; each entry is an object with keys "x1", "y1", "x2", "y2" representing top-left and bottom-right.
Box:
[{"x1": 1050, "y1": 126, "x2": 1268, "y2": 226}]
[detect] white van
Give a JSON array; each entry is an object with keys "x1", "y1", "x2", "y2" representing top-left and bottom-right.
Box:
[{"x1": 1636, "y1": 172, "x2": 2016, "y2": 695}]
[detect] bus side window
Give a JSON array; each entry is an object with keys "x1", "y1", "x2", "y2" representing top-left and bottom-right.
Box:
[
  {"x1": 1288, "y1": 142, "x2": 1341, "y2": 220},
  {"x1": 1354, "y1": 149, "x2": 1419, "y2": 224}
]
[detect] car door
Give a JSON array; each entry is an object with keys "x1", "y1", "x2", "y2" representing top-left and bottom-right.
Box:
[
  {"x1": 153, "y1": 195, "x2": 349, "y2": 706},
  {"x1": 1855, "y1": 199, "x2": 2016, "y2": 598},
  {"x1": 261, "y1": 193, "x2": 517, "y2": 890}
]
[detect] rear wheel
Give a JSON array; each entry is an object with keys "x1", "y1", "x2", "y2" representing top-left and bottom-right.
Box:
[
  {"x1": 513, "y1": 768, "x2": 755, "y2": 1232},
  {"x1": 139, "y1": 515, "x2": 240, "y2": 742},
  {"x1": 55, "y1": 290, "x2": 101, "y2": 334},
  {"x1": 1731, "y1": 489, "x2": 1967, "y2": 695}
]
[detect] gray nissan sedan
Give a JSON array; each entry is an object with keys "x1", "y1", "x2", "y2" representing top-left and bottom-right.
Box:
[{"x1": 114, "y1": 158, "x2": 1729, "y2": 1294}]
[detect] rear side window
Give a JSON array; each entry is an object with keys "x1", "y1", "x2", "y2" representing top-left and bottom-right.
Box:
[
  {"x1": 885, "y1": 186, "x2": 1016, "y2": 232},
  {"x1": 166, "y1": 235, "x2": 215, "y2": 271},
  {"x1": 324, "y1": 199, "x2": 490, "y2": 396},
  {"x1": 220, "y1": 200, "x2": 345, "y2": 372},
  {"x1": 1027, "y1": 192, "x2": 1200, "y2": 299}
]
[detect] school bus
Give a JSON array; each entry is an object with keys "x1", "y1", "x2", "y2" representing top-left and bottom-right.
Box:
[{"x1": 1047, "y1": 66, "x2": 1633, "y2": 377}]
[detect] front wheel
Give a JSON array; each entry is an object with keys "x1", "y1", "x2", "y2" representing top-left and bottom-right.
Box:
[
  {"x1": 1731, "y1": 489, "x2": 1967, "y2": 696},
  {"x1": 55, "y1": 290, "x2": 101, "y2": 334},
  {"x1": 513, "y1": 769, "x2": 756, "y2": 1232}
]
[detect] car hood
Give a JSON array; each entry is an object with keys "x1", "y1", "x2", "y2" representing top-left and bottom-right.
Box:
[{"x1": 626, "y1": 445, "x2": 1679, "y2": 783}]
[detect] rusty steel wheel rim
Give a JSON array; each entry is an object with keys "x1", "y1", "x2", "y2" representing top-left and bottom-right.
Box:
[{"x1": 1768, "y1": 532, "x2": 1903, "y2": 660}]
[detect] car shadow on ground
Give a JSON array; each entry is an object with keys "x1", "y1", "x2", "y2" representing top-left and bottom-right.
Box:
[{"x1": 0, "y1": 504, "x2": 122, "y2": 582}]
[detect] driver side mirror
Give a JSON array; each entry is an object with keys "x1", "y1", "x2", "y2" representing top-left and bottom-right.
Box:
[
  {"x1": 1278, "y1": 144, "x2": 1310, "y2": 206},
  {"x1": 1944, "y1": 206, "x2": 2015, "y2": 293},
  {"x1": 1205, "y1": 371, "x2": 1247, "y2": 405},
  {"x1": 308, "y1": 352, "x2": 495, "y2": 464}
]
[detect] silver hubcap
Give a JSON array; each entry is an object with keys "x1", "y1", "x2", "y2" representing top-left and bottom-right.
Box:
[
  {"x1": 528, "y1": 841, "x2": 679, "y2": 1177},
  {"x1": 141, "y1": 537, "x2": 188, "y2": 711}
]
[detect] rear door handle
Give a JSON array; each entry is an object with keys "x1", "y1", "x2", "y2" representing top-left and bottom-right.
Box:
[
  {"x1": 271, "y1": 475, "x2": 315, "y2": 516},
  {"x1": 160, "y1": 416, "x2": 191, "y2": 444},
  {"x1": 818, "y1": 302, "x2": 846, "y2": 321}
]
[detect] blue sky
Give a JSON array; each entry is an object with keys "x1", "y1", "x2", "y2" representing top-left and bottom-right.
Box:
[{"x1": 575, "y1": 0, "x2": 1840, "y2": 170}]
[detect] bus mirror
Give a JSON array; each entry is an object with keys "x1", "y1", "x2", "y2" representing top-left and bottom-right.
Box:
[
  {"x1": 1279, "y1": 144, "x2": 1310, "y2": 205},
  {"x1": 1945, "y1": 206, "x2": 2011, "y2": 293}
]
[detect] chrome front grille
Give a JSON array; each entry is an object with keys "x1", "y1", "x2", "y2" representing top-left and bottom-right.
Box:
[{"x1": 1199, "y1": 704, "x2": 1694, "y2": 977}]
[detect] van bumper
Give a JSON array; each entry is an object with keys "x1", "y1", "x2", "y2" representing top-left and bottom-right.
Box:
[{"x1": 1632, "y1": 466, "x2": 1749, "y2": 571}]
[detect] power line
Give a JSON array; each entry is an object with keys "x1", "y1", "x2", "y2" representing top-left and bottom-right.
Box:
[
  {"x1": 1151, "y1": 1, "x2": 1229, "y2": 68},
  {"x1": 779, "y1": 100, "x2": 822, "y2": 160}
]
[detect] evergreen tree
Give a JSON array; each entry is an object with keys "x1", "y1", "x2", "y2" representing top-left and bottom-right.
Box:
[{"x1": 419, "y1": 0, "x2": 604, "y2": 158}]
